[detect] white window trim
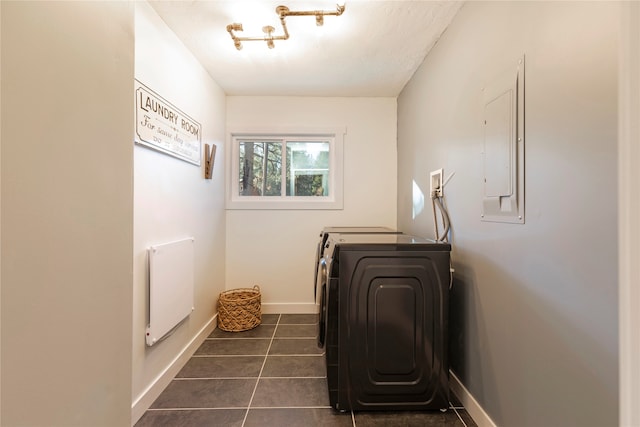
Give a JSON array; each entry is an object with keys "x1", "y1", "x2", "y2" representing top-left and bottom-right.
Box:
[{"x1": 226, "y1": 127, "x2": 345, "y2": 210}]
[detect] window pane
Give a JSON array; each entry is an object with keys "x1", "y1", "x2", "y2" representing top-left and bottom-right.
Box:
[
  {"x1": 239, "y1": 141, "x2": 282, "y2": 196},
  {"x1": 286, "y1": 141, "x2": 329, "y2": 196}
]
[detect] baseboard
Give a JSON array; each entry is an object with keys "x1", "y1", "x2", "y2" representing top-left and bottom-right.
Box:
[
  {"x1": 450, "y1": 370, "x2": 497, "y2": 427},
  {"x1": 130, "y1": 314, "x2": 217, "y2": 426},
  {"x1": 261, "y1": 302, "x2": 319, "y2": 314}
]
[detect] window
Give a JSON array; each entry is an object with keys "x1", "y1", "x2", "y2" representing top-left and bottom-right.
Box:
[{"x1": 227, "y1": 129, "x2": 344, "y2": 209}]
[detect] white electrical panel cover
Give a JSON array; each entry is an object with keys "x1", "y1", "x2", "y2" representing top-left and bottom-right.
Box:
[{"x1": 481, "y1": 56, "x2": 525, "y2": 224}]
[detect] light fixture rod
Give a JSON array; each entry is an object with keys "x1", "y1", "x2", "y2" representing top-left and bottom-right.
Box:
[
  {"x1": 278, "y1": 4, "x2": 345, "y2": 19},
  {"x1": 226, "y1": 3, "x2": 345, "y2": 50}
]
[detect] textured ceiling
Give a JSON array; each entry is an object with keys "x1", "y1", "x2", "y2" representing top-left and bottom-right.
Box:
[{"x1": 149, "y1": 0, "x2": 463, "y2": 96}]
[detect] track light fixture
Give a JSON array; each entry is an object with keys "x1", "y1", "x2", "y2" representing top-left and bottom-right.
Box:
[{"x1": 226, "y1": 3, "x2": 346, "y2": 50}]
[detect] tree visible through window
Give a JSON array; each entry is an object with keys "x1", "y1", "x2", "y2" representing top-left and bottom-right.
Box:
[
  {"x1": 286, "y1": 142, "x2": 329, "y2": 196},
  {"x1": 239, "y1": 141, "x2": 282, "y2": 196},
  {"x1": 238, "y1": 139, "x2": 329, "y2": 197}
]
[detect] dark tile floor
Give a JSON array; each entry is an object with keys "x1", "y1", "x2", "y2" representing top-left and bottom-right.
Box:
[{"x1": 136, "y1": 314, "x2": 477, "y2": 427}]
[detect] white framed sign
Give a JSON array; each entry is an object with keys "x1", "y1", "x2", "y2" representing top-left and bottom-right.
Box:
[{"x1": 135, "y1": 80, "x2": 202, "y2": 165}]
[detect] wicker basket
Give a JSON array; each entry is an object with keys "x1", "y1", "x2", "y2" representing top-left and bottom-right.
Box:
[{"x1": 217, "y1": 286, "x2": 262, "y2": 332}]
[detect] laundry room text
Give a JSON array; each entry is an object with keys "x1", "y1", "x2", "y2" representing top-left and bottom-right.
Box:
[{"x1": 134, "y1": 80, "x2": 202, "y2": 166}]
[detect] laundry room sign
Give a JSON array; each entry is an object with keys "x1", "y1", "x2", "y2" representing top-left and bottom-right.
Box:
[{"x1": 135, "y1": 80, "x2": 202, "y2": 165}]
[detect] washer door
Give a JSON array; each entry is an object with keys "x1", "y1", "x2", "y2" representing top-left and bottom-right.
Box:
[
  {"x1": 316, "y1": 258, "x2": 328, "y2": 348},
  {"x1": 313, "y1": 241, "x2": 322, "y2": 300}
]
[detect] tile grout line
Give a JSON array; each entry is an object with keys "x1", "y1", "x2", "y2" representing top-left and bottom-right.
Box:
[
  {"x1": 174, "y1": 377, "x2": 259, "y2": 381},
  {"x1": 451, "y1": 405, "x2": 468, "y2": 427},
  {"x1": 192, "y1": 352, "x2": 324, "y2": 358},
  {"x1": 203, "y1": 337, "x2": 317, "y2": 341},
  {"x1": 147, "y1": 404, "x2": 335, "y2": 411},
  {"x1": 173, "y1": 375, "x2": 327, "y2": 381},
  {"x1": 240, "y1": 313, "x2": 280, "y2": 427},
  {"x1": 267, "y1": 352, "x2": 326, "y2": 356},
  {"x1": 145, "y1": 407, "x2": 247, "y2": 411},
  {"x1": 192, "y1": 354, "x2": 266, "y2": 358},
  {"x1": 244, "y1": 405, "x2": 333, "y2": 409}
]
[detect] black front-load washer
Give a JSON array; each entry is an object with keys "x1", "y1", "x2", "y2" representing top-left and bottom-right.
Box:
[
  {"x1": 322, "y1": 233, "x2": 451, "y2": 412},
  {"x1": 314, "y1": 227, "x2": 400, "y2": 348}
]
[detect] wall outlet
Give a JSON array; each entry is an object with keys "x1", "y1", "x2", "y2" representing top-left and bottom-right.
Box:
[{"x1": 430, "y1": 169, "x2": 443, "y2": 197}]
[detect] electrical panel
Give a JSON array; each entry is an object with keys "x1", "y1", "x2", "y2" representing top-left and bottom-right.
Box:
[{"x1": 481, "y1": 56, "x2": 525, "y2": 224}]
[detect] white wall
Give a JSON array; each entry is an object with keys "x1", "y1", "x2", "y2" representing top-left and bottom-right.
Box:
[
  {"x1": 1, "y1": 2, "x2": 134, "y2": 425},
  {"x1": 131, "y1": 2, "x2": 227, "y2": 422},
  {"x1": 226, "y1": 97, "x2": 397, "y2": 311},
  {"x1": 619, "y1": 2, "x2": 640, "y2": 425},
  {"x1": 397, "y1": 2, "x2": 618, "y2": 426},
  {"x1": 1, "y1": 3, "x2": 4, "y2": 422}
]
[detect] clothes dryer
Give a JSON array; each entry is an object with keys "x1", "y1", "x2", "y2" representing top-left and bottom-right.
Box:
[{"x1": 322, "y1": 233, "x2": 451, "y2": 412}]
